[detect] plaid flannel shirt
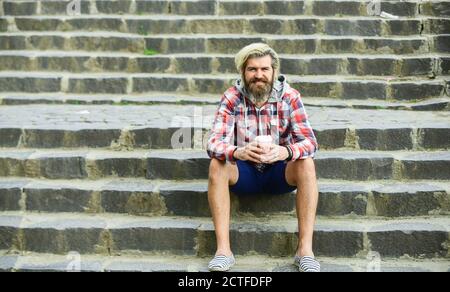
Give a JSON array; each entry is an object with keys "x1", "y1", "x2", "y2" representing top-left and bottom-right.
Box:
[{"x1": 207, "y1": 77, "x2": 318, "y2": 162}]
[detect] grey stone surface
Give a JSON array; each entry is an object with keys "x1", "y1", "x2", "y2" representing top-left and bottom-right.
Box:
[
  {"x1": 25, "y1": 188, "x2": 92, "y2": 212},
  {"x1": 146, "y1": 37, "x2": 206, "y2": 54},
  {"x1": 219, "y1": 1, "x2": 262, "y2": 15},
  {"x1": 0, "y1": 77, "x2": 61, "y2": 93},
  {"x1": 0, "y1": 255, "x2": 18, "y2": 271},
  {"x1": 159, "y1": 185, "x2": 210, "y2": 217},
  {"x1": 0, "y1": 36, "x2": 26, "y2": 50},
  {"x1": 421, "y1": 1, "x2": 450, "y2": 17},
  {"x1": 0, "y1": 187, "x2": 22, "y2": 211},
  {"x1": 324, "y1": 20, "x2": 381, "y2": 36},
  {"x1": 390, "y1": 83, "x2": 444, "y2": 101},
  {"x1": 401, "y1": 58, "x2": 434, "y2": 76},
  {"x1": 318, "y1": 191, "x2": 368, "y2": 216},
  {"x1": 146, "y1": 154, "x2": 209, "y2": 180},
  {"x1": 371, "y1": 191, "x2": 443, "y2": 217},
  {"x1": 23, "y1": 129, "x2": 122, "y2": 148},
  {"x1": 313, "y1": 1, "x2": 361, "y2": 16},
  {"x1": 3, "y1": 1, "x2": 36, "y2": 15},
  {"x1": 0, "y1": 19, "x2": 7, "y2": 32},
  {"x1": 315, "y1": 157, "x2": 394, "y2": 180},
  {"x1": 100, "y1": 189, "x2": 164, "y2": 214},
  {"x1": 401, "y1": 152, "x2": 450, "y2": 179},
  {"x1": 427, "y1": 18, "x2": 450, "y2": 35},
  {"x1": 264, "y1": 1, "x2": 305, "y2": 15},
  {"x1": 387, "y1": 20, "x2": 421, "y2": 36},
  {"x1": 133, "y1": 77, "x2": 189, "y2": 93},
  {"x1": 22, "y1": 227, "x2": 102, "y2": 254},
  {"x1": 368, "y1": 229, "x2": 448, "y2": 258},
  {"x1": 434, "y1": 35, "x2": 450, "y2": 53},
  {"x1": 356, "y1": 128, "x2": 413, "y2": 151},
  {"x1": 37, "y1": 155, "x2": 88, "y2": 179},
  {"x1": 135, "y1": 0, "x2": 168, "y2": 14},
  {"x1": 342, "y1": 82, "x2": 387, "y2": 100},
  {"x1": 95, "y1": 0, "x2": 132, "y2": 14},
  {"x1": 68, "y1": 78, "x2": 128, "y2": 94},
  {"x1": 40, "y1": 0, "x2": 90, "y2": 15},
  {"x1": 347, "y1": 58, "x2": 395, "y2": 76},
  {"x1": 111, "y1": 227, "x2": 197, "y2": 255},
  {"x1": 28, "y1": 35, "x2": 66, "y2": 50},
  {"x1": 0, "y1": 128, "x2": 21, "y2": 147},
  {"x1": 441, "y1": 58, "x2": 450, "y2": 75},
  {"x1": 91, "y1": 157, "x2": 145, "y2": 178},
  {"x1": 380, "y1": 1, "x2": 418, "y2": 17},
  {"x1": 0, "y1": 151, "x2": 33, "y2": 177},
  {"x1": 15, "y1": 18, "x2": 64, "y2": 32},
  {"x1": 419, "y1": 128, "x2": 450, "y2": 149}
]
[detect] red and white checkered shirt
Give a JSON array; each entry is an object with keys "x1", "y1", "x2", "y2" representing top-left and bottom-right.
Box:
[{"x1": 207, "y1": 77, "x2": 318, "y2": 163}]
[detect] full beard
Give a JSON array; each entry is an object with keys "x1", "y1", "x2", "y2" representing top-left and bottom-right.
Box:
[{"x1": 244, "y1": 76, "x2": 274, "y2": 104}]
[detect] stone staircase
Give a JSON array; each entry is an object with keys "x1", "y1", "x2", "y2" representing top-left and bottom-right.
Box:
[{"x1": 0, "y1": 0, "x2": 449, "y2": 272}]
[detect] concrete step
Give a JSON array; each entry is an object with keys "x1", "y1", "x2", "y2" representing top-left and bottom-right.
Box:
[
  {"x1": 0, "y1": 32, "x2": 434, "y2": 54},
  {"x1": 1, "y1": 93, "x2": 449, "y2": 111},
  {"x1": 0, "y1": 92, "x2": 219, "y2": 106},
  {"x1": 2, "y1": 15, "x2": 434, "y2": 37},
  {"x1": 0, "y1": 104, "x2": 449, "y2": 150},
  {"x1": 421, "y1": 1, "x2": 450, "y2": 18},
  {"x1": 0, "y1": 251, "x2": 449, "y2": 272},
  {"x1": 0, "y1": 177, "x2": 448, "y2": 218},
  {"x1": 0, "y1": 51, "x2": 447, "y2": 77},
  {"x1": 0, "y1": 71, "x2": 446, "y2": 100},
  {"x1": 1, "y1": 0, "x2": 434, "y2": 17},
  {"x1": 0, "y1": 212, "x2": 448, "y2": 258},
  {"x1": 0, "y1": 148, "x2": 448, "y2": 180}
]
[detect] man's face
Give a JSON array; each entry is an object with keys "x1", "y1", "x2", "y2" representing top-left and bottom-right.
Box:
[{"x1": 243, "y1": 55, "x2": 274, "y2": 101}]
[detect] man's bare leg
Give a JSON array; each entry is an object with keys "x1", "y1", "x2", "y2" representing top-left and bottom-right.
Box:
[
  {"x1": 208, "y1": 158, "x2": 239, "y2": 256},
  {"x1": 285, "y1": 158, "x2": 319, "y2": 257}
]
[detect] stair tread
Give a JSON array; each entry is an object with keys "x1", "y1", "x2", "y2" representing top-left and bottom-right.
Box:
[
  {"x1": 7, "y1": 14, "x2": 442, "y2": 20},
  {"x1": 1, "y1": 50, "x2": 448, "y2": 58},
  {"x1": 1, "y1": 93, "x2": 449, "y2": 110},
  {"x1": 0, "y1": 71, "x2": 446, "y2": 82},
  {"x1": 0, "y1": 31, "x2": 432, "y2": 39},
  {"x1": 0, "y1": 103, "x2": 448, "y2": 130},
  {"x1": 0, "y1": 148, "x2": 449, "y2": 158},
  {"x1": 0, "y1": 176, "x2": 448, "y2": 192},
  {"x1": 0, "y1": 250, "x2": 448, "y2": 272},
  {"x1": 0, "y1": 211, "x2": 448, "y2": 231}
]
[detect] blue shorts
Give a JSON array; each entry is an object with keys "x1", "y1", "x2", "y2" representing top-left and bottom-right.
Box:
[{"x1": 229, "y1": 160, "x2": 297, "y2": 196}]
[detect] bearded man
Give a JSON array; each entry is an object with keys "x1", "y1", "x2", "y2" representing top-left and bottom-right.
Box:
[{"x1": 206, "y1": 43, "x2": 320, "y2": 272}]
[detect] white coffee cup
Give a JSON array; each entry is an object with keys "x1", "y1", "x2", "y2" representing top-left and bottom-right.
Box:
[{"x1": 255, "y1": 135, "x2": 273, "y2": 154}]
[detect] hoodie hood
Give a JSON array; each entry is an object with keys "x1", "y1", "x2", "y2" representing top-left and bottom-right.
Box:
[{"x1": 235, "y1": 75, "x2": 288, "y2": 104}]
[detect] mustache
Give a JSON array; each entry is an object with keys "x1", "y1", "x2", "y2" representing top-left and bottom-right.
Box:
[{"x1": 250, "y1": 78, "x2": 269, "y2": 84}]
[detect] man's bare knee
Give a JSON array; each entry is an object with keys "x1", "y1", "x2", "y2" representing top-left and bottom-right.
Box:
[
  {"x1": 209, "y1": 158, "x2": 229, "y2": 183},
  {"x1": 286, "y1": 158, "x2": 316, "y2": 185},
  {"x1": 294, "y1": 158, "x2": 316, "y2": 178}
]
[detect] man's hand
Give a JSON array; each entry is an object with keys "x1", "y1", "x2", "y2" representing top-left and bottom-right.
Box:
[
  {"x1": 260, "y1": 144, "x2": 289, "y2": 164},
  {"x1": 234, "y1": 143, "x2": 289, "y2": 164},
  {"x1": 233, "y1": 141, "x2": 264, "y2": 163}
]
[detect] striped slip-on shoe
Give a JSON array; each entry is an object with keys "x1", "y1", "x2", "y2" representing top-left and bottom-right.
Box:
[
  {"x1": 208, "y1": 254, "x2": 236, "y2": 272},
  {"x1": 294, "y1": 255, "x2": 321, "y2": 272}
]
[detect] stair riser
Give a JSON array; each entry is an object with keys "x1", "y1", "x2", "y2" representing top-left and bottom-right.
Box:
[
  {"x1": 0, "y1": 225, "x2": 447, "y2": 258},
  {"x1": 2, "y1": 1, "x2": 425, "y2": 17},
  {"x1": 0, "y1": 155, "x2": 448, "y2": 180},
  {"x1": 1, "y1": 186, "x2": 448, "y2": 217},
  {"x1": 0, "y1": 76, "x2": 445, "y2": 100},
  {"x1": 10, "y1": 18, "x2": 425, "y2": 37},
  {"x1": 0, "y1": 127, "x2": 449, "y2": 150},
  {"x1": 0, "y1": 35, "x2": 430, "y2": 55},
  {"x1": 0, "y1": 55, "x2": 439, "y2": 77}
]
